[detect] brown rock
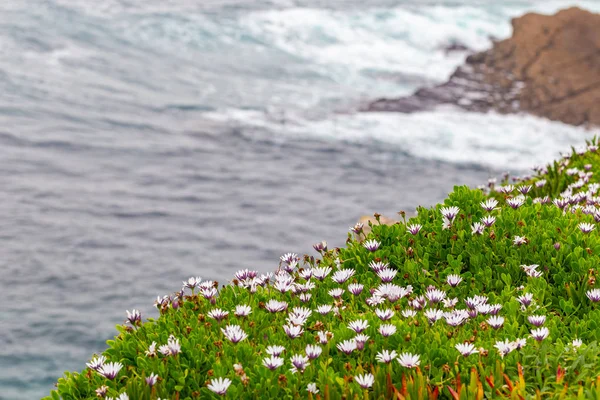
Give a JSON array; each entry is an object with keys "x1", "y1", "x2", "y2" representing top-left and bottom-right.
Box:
[
  {"x1": 355, "y1": 215, "x2": 398, "y2": 239},
  {"x1": 366, "y1": 7, "x2": 600, "y2": 127}
]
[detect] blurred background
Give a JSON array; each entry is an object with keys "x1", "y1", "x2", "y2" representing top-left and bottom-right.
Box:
[{"x1": 0, "y1": 1, "x2": 598, "y2": 398}]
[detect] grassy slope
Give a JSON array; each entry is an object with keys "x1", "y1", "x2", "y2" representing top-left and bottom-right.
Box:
[{"x1": 47, "y1": 139, "x2": 600, "y2": 400}]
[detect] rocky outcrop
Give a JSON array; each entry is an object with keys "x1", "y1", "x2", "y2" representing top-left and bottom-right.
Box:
[{"x1": 366, "y1": 7, "x2": 600, "y2": 127}]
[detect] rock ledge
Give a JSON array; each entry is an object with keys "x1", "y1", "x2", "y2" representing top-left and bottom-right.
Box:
[{"x1": 367, "y1": 7, "x2": 600, "y2": 127}]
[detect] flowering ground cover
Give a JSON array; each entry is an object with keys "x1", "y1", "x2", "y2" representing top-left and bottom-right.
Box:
[{"x1": 47, "y1": 139, "x2": 600, "y2": 400}]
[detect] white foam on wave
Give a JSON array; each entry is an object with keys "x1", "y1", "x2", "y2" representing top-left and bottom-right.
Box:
[
  {"x1": 204, "y1": 107, "x2": 598, "y2": 171},
  {"x1": 239, "y1": 1, "x2": 600, "y2": 93}
]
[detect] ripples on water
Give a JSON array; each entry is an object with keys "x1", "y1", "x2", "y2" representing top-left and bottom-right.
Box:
[{"x1": 0, "y1": 0, "x2": 598, "y2": 398}]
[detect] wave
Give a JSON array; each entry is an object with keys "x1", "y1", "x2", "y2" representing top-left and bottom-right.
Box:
[{"x1": 204, "y1": 107, "x2": 599, "y2": 171}]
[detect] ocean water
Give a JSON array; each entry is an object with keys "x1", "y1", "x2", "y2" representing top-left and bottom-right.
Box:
[{"x1": 0, "y1": 1, "x2": 599, "y2": 398}]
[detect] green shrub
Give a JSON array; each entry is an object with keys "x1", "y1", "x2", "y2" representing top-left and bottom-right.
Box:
[{"x1": 47, "y1": 139, "x2": 600, "y2": 400}]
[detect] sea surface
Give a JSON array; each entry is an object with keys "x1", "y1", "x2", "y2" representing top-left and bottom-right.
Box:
[{"x1": 1, "y1": 0, "x2": 599, "y2": 398}]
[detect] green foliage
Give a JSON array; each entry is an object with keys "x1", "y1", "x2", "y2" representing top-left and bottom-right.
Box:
[{"x1": 46, "y1": 138, "x2": 600, "y2": 400}]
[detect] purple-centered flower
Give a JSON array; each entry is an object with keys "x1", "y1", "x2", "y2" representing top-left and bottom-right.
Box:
[
  {"x1": 265, "y1": 300, "x2": 288, "y2": 313},
  {"x1": 234, "y1": 305, "x2": 252, "y2": 317},
  {"x1": 528, "y1": 315, "x2": 546, "y2": 326},
  {"x1": 86, "y1": 355, "x2": 106, "y2": 371},
  {"x1": 375, "y1": 308, "x2": 394, "y2": 321},
  {"x1": 126, "y1": 309, "x2": 141, "y2": 325},
  {"x1": 535, "y1": 179, "x2": 547, "y2": 188},
  {"x1": 480, "y1": 199, "x2": 498, "y2": 211},
  {"x1": 368, "y1": 261, "x2": 388, "y2": 273},
  {"x1": 97, "y1": 362, "x2": 123, "y2": 380},
  {"x1": 518, "y1": 185, "x2": 532, "y2": 195},
  {"x1": 471, "y1": 222, "x2": 485, "y2": 235},
  {"x1": 207, "y1": 377, "x2": 232, "y2": 395},
  {"x1": 488, "y1": 304, "x2": 503, "y2": 315},
  {"x1": 200, "y1": 287, "x2": 218, "y2": 301},
  {"x1": 283, "y1": 324, "x2": 304, "y2": 339},
  {"x1": 553, "y1": 198, "x2": 570, "y2": 210},
  {"x1": 221, "y1": 325, "x2": 248, "y2": 343},
  {"x1": 499, "y1": 185, "x2": 514, "y2": 195},
  {"x1": 316, "y1": 304, "x2": 333, "y2": 315},
  {"x1": 363, "y1": 239, "x2": 380, "y2": 252},
  {"x1": 443, "y1": 297, "x2": 458, "y2": 308},
  {"x1": 424, "y1": 309, "x2": 444, "y2": 324},
  {"x1": 376, "y1": 349, "x2": 398, "y2": 363},
  {"x1": 513, "y1": 236, "x2": 527, "y2": 246},
  {"x1": 494, "y1": 340, "x2": 515, "y2": 358},
  {"x1": 355, "y1": 373, "x2": 375, "y2": 389},
  {"x1": 425, "y1": 288, "x2": 447, "y2": 303},
  {"x1": 145, "y1": 342, "x2": 157, "y2": 357},
  {"x1": 442, "y1": 216, "x2": 452, "y2": 230},
  {"x1": 446, "y1": 274, "x2": 463, "y2": 287},
  {"x1": 234, "y1": 269, "x2": 257, "y2": 281},
  {"x1": 290, "y1": 354, "x2": 310, "y2": 373},
  {"x1": 263, "y1": 356, "x2": 285, "y2": 370},
  {"x1": 506, "y1": 196, "x2": 525, "y2": 209},
  {"x1": 305, "y1": 344, "x2": 322, "y2": 360},
  {"x1": 299, "y1": 293, "x2": 312, "y2": 303},
  {"x1": 328, "y1": 288, "x2": 344, "y2": 299},
  {"x1": 379, "y1": 324, "x2": 397, "y2": 337},
  {"x1": 307, "y1": 383, "x2": 319, "y2": 394},
  {"x1": 487, "y1": 316, "x2": 504, "y2": 329},
  {"x1": 375, "y1": 283, "x2": 410, "y2": 302},
  {"x1": 264, "y1": 346, "x2": 286, "y2": 358},
  {"x1": 280, "y1": 253, "x2": 299, "y2": 264},
  {"x1": 465, "y1": 295, "x2": 487, "y2": 309},
  {"x1": 299, "y1": 268, "x2": 312, "y2": 280},
  {"x1": 516, "y1": 293, "x2": 534, "y2": 307},
  {"x1": 406, "y1": 224, "x2": 422, "y2": 235},
  {"x1": 313, "y1": 241, "x2": 328, "y2": 253},
  {"x1": 476, "y1": 304, "x2": 493, "y2": 315},
  {"x1": 295, "y1": 281, "x2": 316, "y2": 293},
  {"x1": 531, "y1": 327, "x2": 549, "y2": 341},
  {"x1": 348, "y1": 283, "x2": 364, "y2": 295},
  {"x1": 410, "y1": 295, "x2": 427, "y2": 310},
  {"x1": 95, "y1": 386, "x2": 109, "y2": 397},
  {"x1": 316, "y1": 331, "x2": 333, "y2": 344},
  {"x1": 366, "y1": 295, "x2": 386, "y2": 306},
  {"x1": 397, "y1": 353, "x2": 420, "y2": 368},
  {"x1": 312, "y1": 266, "x2": 332, "y2": 281},
  {"x1": 336, "y1": 339, "x2": 357, "y2": 354},
  {"x1": 579, "y1": 222, "x2": 596, "y2": 233},
  {"x1": 145, "y1": 372, "x2": 158, "y2": 387},
  {"x1": 513, "y1": 338, "x2": 527, "y2": 350},
  {"x1": 273, "y1": 274, "x2": 294, "y2": 293},
  {"x1": 481, "y1": 215, "x2": 496, "y2": 227},
  {"x1": 287, "y1": 309, "x2": 311, "y2": 327},
  {"x1": 331, "y1": 269, "x2": 355, "y2": 284},
  {"x1": 183, "y1": 276, "x2": 202, "y2": 290},
  {"x1": 350, "y1": 222, "x2": 364, "y2": 234},
  {"x1": 155, "y1": 295, "x2": 170, "y2": 309},
  {"x1": 377, "y1": 268, "x2": 398, "y2": 283},
  {"x1": 158, "y1": 335, "x2": 181, "y2": 356},
  {"x1": 208, "y1": 308, "x2": 229, "y2": 321},
  {"x1": 444, "y1": 310, "x2": 469, "y2": 327},
  {"x1": 586, "y1": 289, "x2": 600, "y2": 302},
  {"x1": 401, "y1": 309, "x2": 417, "y2": 318},
  {"x1": 440, "y1": 206, "x2": 460, "y2": 221},
  {"x1": 521, "y1": 264, "x2": 543, "y2": 278},
  {"x1": 455, "y1": 342, "x2": 479, "y2": 356},
  {"x1": 348, "y1": 319, "x2": 369, "y2": 333},
  {"x1": 355, "y1": 334, "x2": 370, "y2": 350}
]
